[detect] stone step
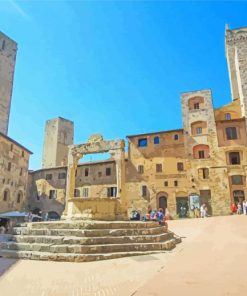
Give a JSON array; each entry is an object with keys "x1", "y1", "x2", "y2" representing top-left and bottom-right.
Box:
[
  {"x1": 25, "y1": 221, "x2": 161, "y2": 230},
  {"x1": 12, "y1": 226, "x2": 167, "y2": 237},
  {"x1": 10, "y1": 232, "x2": 172, "y2": 245},
  {"x1": 0, "y1": 249, "x2": 173, "y2": 262},
  {"x1": 0, "y1": 239, "x2": 176, "y2": 254}
]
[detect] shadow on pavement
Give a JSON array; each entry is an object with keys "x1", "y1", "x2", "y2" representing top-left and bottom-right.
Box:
[{"x1": 0, "y1": 258, "x2": 19, "y2": 278}]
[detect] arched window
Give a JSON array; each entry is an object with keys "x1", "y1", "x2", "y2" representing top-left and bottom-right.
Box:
[
  {"x1": 154, "y1": 136, "x2": 160, "y2": 144},
  {"x1": 188, "y1": 96, "x2": 205, "y2": 110},
  {"x1": 191, "y1": 121, "x2": 207, "y2": 136},
  {"x1": 193, "y1": 145, "x2": 210, "y2": 159}
]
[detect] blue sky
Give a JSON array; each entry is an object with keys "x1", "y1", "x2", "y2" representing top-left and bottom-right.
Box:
[{"x1": 1, "y1": 1, "x2": 247, "y2": 170}]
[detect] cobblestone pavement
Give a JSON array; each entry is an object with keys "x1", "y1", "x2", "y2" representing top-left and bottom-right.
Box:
[{"x1": 0, "y1": 216, "x2": 246, "y2": 296}]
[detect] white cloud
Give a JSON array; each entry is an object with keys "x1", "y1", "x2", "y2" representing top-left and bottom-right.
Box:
[{"x1": 8, "y1": 0, "x2": 31, "y2": 20}]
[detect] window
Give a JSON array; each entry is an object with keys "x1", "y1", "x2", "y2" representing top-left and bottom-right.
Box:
[
  {"x1": 107, "y1": 187, "x2": 117, "y2": 197},
  {"x1": 58, "y1": 172, "x2": 66, "y2": 179},
  {"x1": 10, "y1": 144, "x2": 13, "y2": 151},
  {"x1": 229, "y1": 152, "x2": 240, "y2": 165},
  {"x1": 226, "y1": 127, "x2": 237, "y2": 140},
  {"x1": 177, "y1": 162, "x2": 184, "y2": 171},
  {"x1": 198, "y1": 150, "x2": 205, "y2": 159},
  {"x1": 141, "y1": 185, "x2": 147, "y2": 197},
  {"x1": 156, "y1": 164, "x2": 162, "y2": 173},
  {"x1": 17, "y1": 192, "x2": 22, "y2": 203},
  {"x1": 164, "y1": 181, "x2": 168, "y2": 187},
  {"x1": 2, "y1": 40, "x2": 5, "y2": 50},
  {"x1": 37, "y1": 194, "x2": 40, "y2": 201},
  {"x1": 199, "y1": 168, "x2": 209, "y2": 179},
  {"x1": 194, "y1": 102, "x2": 200, "y2": 109},
  {"x1": 231, "y1": 175, "x2": 243, "y2": 185},
  {"x1": 82, "y1": 188, "x2": 89, "y2": 197},
  {"x1": 3, "y1": 190, "x2": 9, "y2": 201},
  {"x1": 138, "y1": 138, "x2": 147, "y2": 147},
  {"x1": 46, "y1": 174, "x2": 52, "y2": 180},
  {"x1": 85, "y1": 168, "x2": 89, "y2": 177},
  {"x1": 7, "y1": 162, "x2": 11, "y2": 171},
  {"x1": 225, "y1": 113, "x2": 231, "y2": 120},
  {"x1": 74, "y1": 189, "x2": 80, "y2": 197},
  {"x1": 138, "y1": 165, "x2": 144, "y2": 174},
  {"x1": 174, "y1": 134, "x2": 179, "y2": 140},
  {"x1": 21, "y1": 151, "x2": 24, "y2": 157},
  {"x1": 154, "y1": 136, "x2": 160, "y2": 145},
  {"x1": 174, "y1": 180, "x2": 178, "y2": 187},
  {"x1": 106, "y1": 168, "x2": 111, "y2": 176},
  {"x1": 49, "y1": 190, "x2": 56, "y2": 199},
  {"x1": 196, "y1": 127, "x2": 202, "y2": 134},
  {"x1": 20, "y1": 168, "x2": 23, "y2": 176}
]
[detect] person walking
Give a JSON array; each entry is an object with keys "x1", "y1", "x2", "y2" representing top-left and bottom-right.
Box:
[
  {"x1": 243, "y1": 200, "x2": 247, "y2": 215},
  {"x1": 237, "y1": 202, "x2": 242, "y2": 215},
  {"x1": 200, "y1": 204, "x2": 206, "y2": 218}
]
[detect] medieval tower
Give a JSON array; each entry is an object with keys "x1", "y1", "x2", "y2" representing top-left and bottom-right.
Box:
[
  {"x1": 0, "y1": 32, "x2": 17, "y2": 135},
  {"x1": 42, "y1": 117, "x2": 74, "y2": 168},
  {"x1": 225, "y1": 26, "x2": 247, "y2": 120}
]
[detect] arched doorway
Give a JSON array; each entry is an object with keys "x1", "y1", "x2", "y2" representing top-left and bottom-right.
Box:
[{"x1": 157, "y1": 192, "x2": 168, "y2": 211}]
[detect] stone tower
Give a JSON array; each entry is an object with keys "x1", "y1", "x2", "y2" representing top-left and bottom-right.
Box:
[
  {"x1": 42, "y1": 117, "x2": 74, "y2": 168},
  {"x1": 225, "y1": 26, "x2": 247, "y2": 118},
  {"x1": 0, "y1": 32, "x2": 17, "y2": 135}
]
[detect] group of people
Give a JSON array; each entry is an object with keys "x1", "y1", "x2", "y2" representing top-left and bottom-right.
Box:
[
  {"x1": 191, "y1": 204, "x2": 209, "y2": 218},
  {"x1": 130, "y1": 207, "x2": 170, "y2": 224},
  {"x1": 230, "y1": 200, "x2": 247, "y2": 215}
]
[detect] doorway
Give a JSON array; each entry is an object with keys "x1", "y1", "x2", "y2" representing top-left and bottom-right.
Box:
[
  {"x1": 159, "y1": 196, "x2": 167, "y2": 211},
  {"x1": 233, "y1": 190, "x2": 245, "y2": 204},
  {"x1": 176, "y1": 197, "x2": 189, "y2": 218},
  {"x1": 200, "y1": 190, "x2": 212, "y2": 215}
]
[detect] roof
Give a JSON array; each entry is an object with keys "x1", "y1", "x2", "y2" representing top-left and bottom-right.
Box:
[
  {"x1": 29, "y1": 159, "x2": 115, "y2": 174},
  {"x1": 0, "y1": 132, "x2": 33, "y2": 154},
  {"x1": 127, "y1": 128, "x2": 183, "y2": 139}
]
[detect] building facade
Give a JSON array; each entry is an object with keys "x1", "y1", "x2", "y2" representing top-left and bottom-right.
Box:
[
  {"x1": 0, "y1": 132, "x2": 32, "y2": 212},
  {"x1": 28, "y1": 26, "x2": 247, "y2": 219}
]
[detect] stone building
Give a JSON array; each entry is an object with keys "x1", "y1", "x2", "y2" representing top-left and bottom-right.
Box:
[
  {"x1": 28, "y1": 26, "x2": 247, "y2": 219},
  {"x1": 0, "y1": 32, "x2": 17, "y2": 135},
  {"x1": 0, "y1": 132, "x2": 32, "y2": 212},
  {"x1": 42, "y1": 117, "x2": 74, "y2": 169},
  {"x1": 28, "y1": 160, "x2": 117, "y2": 219}
]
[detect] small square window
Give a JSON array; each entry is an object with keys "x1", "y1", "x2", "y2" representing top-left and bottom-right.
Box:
[
  {"x1": 154, "y1": 136, "x2": 160, "y2": 145},
  {"x1": 174, "y1": 180, "x2": 178, "y2": 187},
  {"x1": 194, "y1": 102, "x2": 200, "y2": 109},
  {"x1": 226, "y1": 127, "x2": 237, "y2": 140},
  {"x1": 198, "y1": 150, "x2": 205, "y2": 159},
  {"x1": 46, "y1": 174, "x2": 52, "y2": 180},
  {"x1": 177, "y1": 162, "x2": 184, "y2": 171},
  {"x1": 156, "y1": 164, "x2": 162, "y2": 173},
  {"x1": 229, "y1": 152, "x2": 240, "y2": 165},
  {"x1": 58, "y1": 172, "x2": 66, "y2": 179},
  {"x1": 141, "y1": 185, "x2": 147, "y2": 197},
  {"x1": 164, "y1": 181, "x2": 168, "y2": 187},
  {"x1": 85, "y1": 168, "x2": 89, "y2": 177},
  {"x1": 106, "y1": 168, "x2": 111, "y2": 176},
  {"x1": 225, "y1": 113, "x2": 231, "y2": 120},
  {"x1": 138, "y1": 138, "x2": 147, "y2": 147},
  {"x1": 196, "y1": 127, "x2": 202, "y2": 134},
  {"x1": 138, "y1": 165, "x2": 144, "y2": 174}
]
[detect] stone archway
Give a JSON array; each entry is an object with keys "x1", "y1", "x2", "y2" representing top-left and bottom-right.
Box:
[
  {"x1": 156, "y1": 192, "x2": 168, "y2": 211},
  {"x1": 64, "y1": 135, "x2": 127, "y2": 220}
]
